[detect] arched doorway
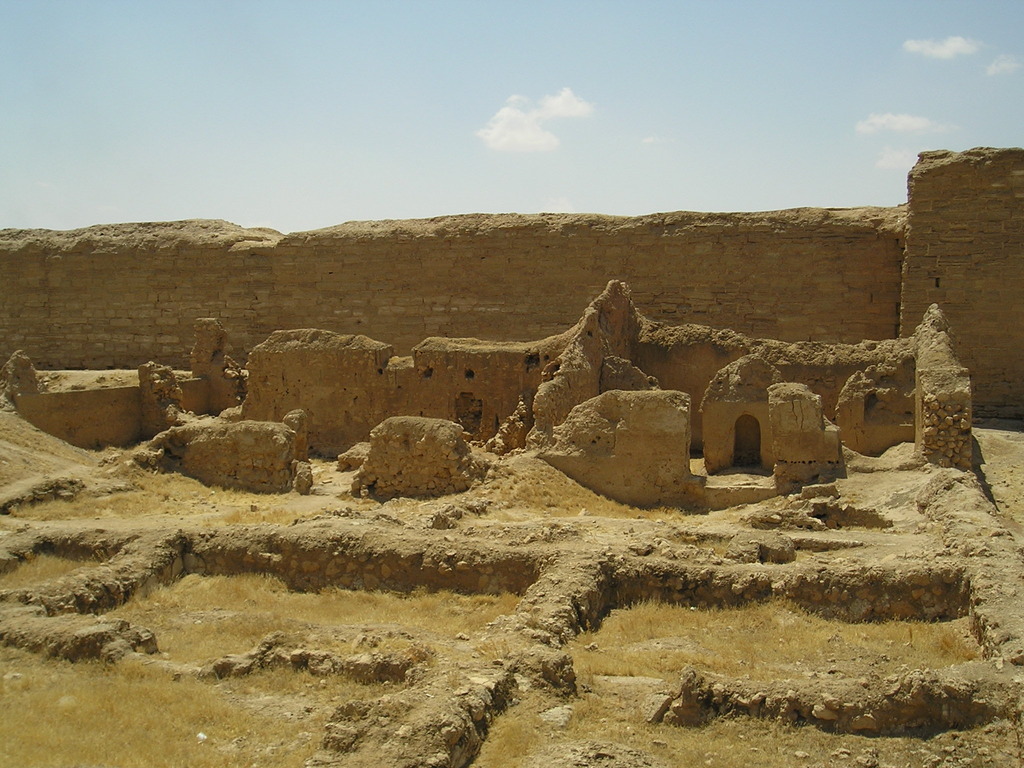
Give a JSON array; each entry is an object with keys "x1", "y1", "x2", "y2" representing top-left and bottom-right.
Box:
[{"x1": 733, "y1": 414, "x2": 761, "y2": 467}]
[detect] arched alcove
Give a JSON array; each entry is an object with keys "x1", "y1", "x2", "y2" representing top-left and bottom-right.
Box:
[{"x1": 733, "y1": 414, "x2": 761, "y2": 467}]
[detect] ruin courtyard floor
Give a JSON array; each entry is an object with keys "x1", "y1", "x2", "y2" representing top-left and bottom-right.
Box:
[{"x1": 2, "y1": 405, "x2": 1024, "y2": 768}]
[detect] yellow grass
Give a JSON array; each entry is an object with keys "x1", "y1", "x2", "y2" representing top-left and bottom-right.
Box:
[
  {"x1": 110, "y1": 573, "x2": 520, "y2": 664},
  {"x1": 0, "y1": 645, "x2": 376, "y2": 768},
  {"x1": 0, "y1": 554, "x2": 99, "y2": 589},
  {"x1": 571, "y1": 599, "x2": 979, "y2": 683}
]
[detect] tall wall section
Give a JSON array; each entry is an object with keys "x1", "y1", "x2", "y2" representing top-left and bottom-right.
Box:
[
  {"x1": 0, "y1": 208, "x2": 904, "y2": 370},
  {"x1": 900, "y1": 147, "x2": 1024, "y2": 417}
]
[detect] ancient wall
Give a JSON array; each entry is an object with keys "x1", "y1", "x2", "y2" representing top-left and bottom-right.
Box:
[
  {"x1": 0, "y1": 208, "x2": 904, "y2": 370},
  {"x1": 901, "y1": 147, "x2": 1024, "y2": 417}
]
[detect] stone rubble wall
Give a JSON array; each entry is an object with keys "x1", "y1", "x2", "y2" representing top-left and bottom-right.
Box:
[
  {"x1": 914, "y1": 305, "x2": 972, "y2": 470},
  {"x1": 901, "y1": 147, "x2": 1024, "y2": 417}
]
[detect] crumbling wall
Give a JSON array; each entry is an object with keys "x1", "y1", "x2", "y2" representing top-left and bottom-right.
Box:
[
  {"x1": 242, "y1": 328, "x2": 565, "y2": 455},
  {"x1": 190, "y1": 318, "x2": 247, "y2": 413},
  {"x1": 637, "y1": 322, "x2": 914, "y2": 449},
  {"x1": 539, "y1": 389, "x2": 702, "y2": 507},
  {"x1": 138, "y1": 418, "x2": 308, "y2": 493},
  {"x1": 0, "y1": 351, "x2": 38, "y2": 412},
  {"x1": 403, "y1": 334, "x2": 564, "y2": 443},
  {"x1": 0, "y1": 208, "x2": 904, "y2": 370},
  {"x1": 138, "y1": 362, "x2": 184, "y2": 438},
  {"x1": 242, "y1": 329, "x2": 395, "y2": 456},
  {"x1": 901, "y1": 147, "x2": 1024, "y2": 417},
  {"x1": 835, "y1": 360, "x2": 915, "y2": 456},
  {"x1": 528, "y1": 280, "x2": 643, "y2": 448}
]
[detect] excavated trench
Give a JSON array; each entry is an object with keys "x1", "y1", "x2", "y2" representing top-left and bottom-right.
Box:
[{"x1": 1, "y1": 491, "x2": 1023, "y2": 768}]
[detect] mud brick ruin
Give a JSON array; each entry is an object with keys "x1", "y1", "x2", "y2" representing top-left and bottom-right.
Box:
[{"x1": 1, "y1": 146, "x2": 1024, "y2": 767}]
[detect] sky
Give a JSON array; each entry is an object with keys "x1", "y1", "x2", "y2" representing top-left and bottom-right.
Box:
[{"x1": 2, "y1": 0, "x2": 1022, "y2": 233}]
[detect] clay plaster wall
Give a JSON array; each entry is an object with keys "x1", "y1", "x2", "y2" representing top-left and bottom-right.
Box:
[
  {"x1": 0, "y1": 208, "x2": 903, "y2": 371},
  {"x1": 242, "y1": 329, "x2": 563, "y2": 455},
  {"x1": 900, "y1": 147, "x2": 1024, "y2": 417}
]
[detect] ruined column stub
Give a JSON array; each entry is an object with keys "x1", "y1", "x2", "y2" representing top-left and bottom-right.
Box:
[
  {"x1": 767, "y1": 382, "x2": 843, "y2": 492},
  {"x1": 0, "y1": 350, "x2": 39, "y2": 411},
  {"x1": 138, "y1": 361, "x2": 184, "y2": 438},
  {"x1": 913, "y1": 304, "x2": 972, "y2": 470},
  {"x1": 190, "y1": 318, "x2": 229, "y2": 377}
]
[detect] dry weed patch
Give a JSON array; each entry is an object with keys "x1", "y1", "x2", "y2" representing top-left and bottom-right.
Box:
[
  {"x1": 572, "y1": 599, "x2": 979, "y2": 682},
  {"x1": 111, "y1": 573, "x2": 520, "y2": 663},
  {"x1": 0, "y1": 553, "x2": 99, "y2": 588},
  {"x1": 0, "y1": 645, "x2": 350, "y2": 768}
]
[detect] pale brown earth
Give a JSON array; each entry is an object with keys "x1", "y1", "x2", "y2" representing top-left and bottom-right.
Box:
[{"x1": 2, "y1": 404, "x2": 1024, "y2": 768}]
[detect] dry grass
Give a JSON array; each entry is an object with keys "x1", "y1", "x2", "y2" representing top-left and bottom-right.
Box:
[
  {"x1": 571, "y1": 599, "x2": 979, "y2": 683},
  {"x1": 0, "y1": 645, "x2": 376, "y2": 768},
  {"x1": 110, "y1": 573, "x2": 520, "y2": 664},
  {"x1": 0, "y1": 553, "x2": 99, "y2": 589},
  {"x1": 10, "y1": 464, "x2": 346, "y2": 524},
  {"x1": 0, "y1": 575, "x2": 522, "y2": 766},
  {"x1": 476, "y1": 689, "x2": 1010, "y2": 768}
]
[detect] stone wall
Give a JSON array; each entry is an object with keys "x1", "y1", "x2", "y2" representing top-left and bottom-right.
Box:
[
  {"x1": 901, "y1": 147, "x2": 1024, "y2": 417},
  {"x1": 0, "y1": 208, "x2": 904, "y2": 370}
]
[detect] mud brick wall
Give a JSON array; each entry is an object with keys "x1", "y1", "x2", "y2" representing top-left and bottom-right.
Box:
[
  {"x1": 901, "y1": 147, "x2": 1024, "y2": 417},
  {"x1": 0, "y1": 208, "x2": 903, "y2": 370}
]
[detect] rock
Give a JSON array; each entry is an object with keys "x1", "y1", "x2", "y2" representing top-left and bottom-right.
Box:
[
  {"x1": 538, "y1": 705, "x2": 574, "y2": 728},
  {"x1": 337, "y1": 442, "x2": 370, "y2": 471},
  {"x1": 725, "y1": 531, "x2": 796, "y2": 564}
]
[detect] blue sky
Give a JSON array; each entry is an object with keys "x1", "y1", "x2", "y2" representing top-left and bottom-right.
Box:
[{"x1": 2, "y1": 0, "x2": 1021, "y2": 233}]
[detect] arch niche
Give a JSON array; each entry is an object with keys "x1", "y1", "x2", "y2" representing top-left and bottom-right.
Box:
[{"x1": 733, "y1": 414, "x2": 761, "y2": 467}]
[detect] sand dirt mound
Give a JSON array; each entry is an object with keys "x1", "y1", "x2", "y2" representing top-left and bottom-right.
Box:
[{"x1": 0, "y1": 411, "x2": 98, "y2": 512}]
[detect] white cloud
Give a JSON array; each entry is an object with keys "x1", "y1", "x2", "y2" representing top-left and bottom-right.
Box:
[
  {"x1": 477, "y1": 88, "x2": 594, "y2": 152},
  {"x1": 875, "y1": 147, "x2": 918, "y2": 170},
  {"x1": 855, "y1": 112, "x2": 943, "y2": 134},
  {"x1": 987, "y1": 53, "x2": 1021, "y2": 75},
  {"x1": 543, "y1": 196, "x2": 576, "y2": 213},
  {"x1": 903, "y1": 36, "x2": 981, "y2": 59},
  {"x1": 641, "y1": 136, "x2": 664, "y2": 145}
]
